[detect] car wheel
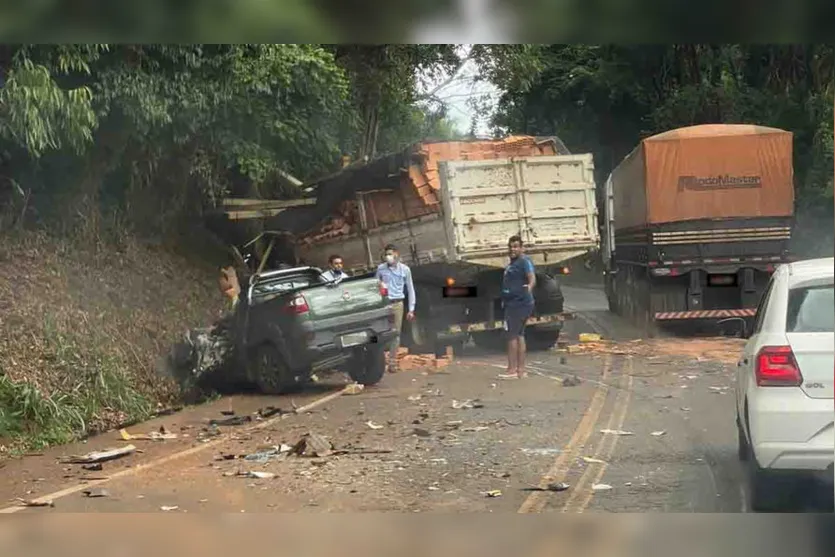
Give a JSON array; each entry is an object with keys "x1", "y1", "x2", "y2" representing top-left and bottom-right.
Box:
[
  {"x1": 746, "y1": 456, "x2": 796, "y2": 512},
  {"x1": 737, "y1": 416, "x2": 750, "y2": 462},
  {"x1": 347, "y1": 344, "x2": 386, "y2": 386},
  {"x1": 248, "y1": 344, "x2": 295, "y2": 394}
]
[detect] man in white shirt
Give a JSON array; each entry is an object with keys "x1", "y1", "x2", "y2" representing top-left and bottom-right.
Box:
[
  {"x1": 321, "y1": 254, "x2": 347, "y2": 283},
  {"x1": 375, "y1": 244, "x2": 416, "y2": 373}
]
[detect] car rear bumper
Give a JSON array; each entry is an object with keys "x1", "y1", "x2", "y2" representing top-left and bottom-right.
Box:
[
  {"x1": 749, "y1": 389, "x2": 834, "y2": 472},
  {"x1": 308, "y1": 328, "x2": 397, "y2": 356}
]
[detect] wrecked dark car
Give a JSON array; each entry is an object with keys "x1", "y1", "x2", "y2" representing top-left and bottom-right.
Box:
[{"x1": 167, "y1": 266, "x2": 397, "y2": 396}]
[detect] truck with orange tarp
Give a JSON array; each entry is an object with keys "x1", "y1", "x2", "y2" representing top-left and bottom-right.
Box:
[{"x1": 602, "y1": 124, "x2": 795, "y2": 331}]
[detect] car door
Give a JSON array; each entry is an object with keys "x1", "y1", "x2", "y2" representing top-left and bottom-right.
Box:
[{"x1": 737, "y1": 274, "x2": 777, "y2": 417}]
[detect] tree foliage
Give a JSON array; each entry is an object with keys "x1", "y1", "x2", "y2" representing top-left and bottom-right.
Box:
[
  {"x1": 494, "y1": 44, "x2": 834, "y2": 255},
  {"x1": 495, "y1": 45, "x2": 834, "y2": 206}
]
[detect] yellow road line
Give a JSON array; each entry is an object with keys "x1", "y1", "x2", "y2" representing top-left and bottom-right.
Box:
[
  {"x1": 573, "y1": 359, "x2": 634, "y2": 514},
  {"x1": 0, "y1": 386, "x2": 348, "y2": 514},
  {"x1": 517, "y1": 354, "x2": 613, "y2": 514},
  {"x1": 560, "y1": 373, "x2": 628, "y2": 512}
]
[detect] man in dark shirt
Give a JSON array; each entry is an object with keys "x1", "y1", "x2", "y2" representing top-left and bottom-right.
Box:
[{"x1": 500, "y1": 235, "x2": 536, "y2": 379}]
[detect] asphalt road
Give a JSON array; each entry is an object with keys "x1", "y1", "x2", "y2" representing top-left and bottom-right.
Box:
[{"x1": 0, "y1": 286, "x2": 831, "y2": 513}]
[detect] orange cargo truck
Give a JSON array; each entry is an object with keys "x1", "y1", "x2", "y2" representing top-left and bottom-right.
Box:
[{"x1": 602, "y1": 124, "x2": 795, "y2": 331}]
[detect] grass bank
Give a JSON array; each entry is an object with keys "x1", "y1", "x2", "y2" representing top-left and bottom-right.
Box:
[{"x1": 0, "y1": 230, "x2": 223, "y2": 455}]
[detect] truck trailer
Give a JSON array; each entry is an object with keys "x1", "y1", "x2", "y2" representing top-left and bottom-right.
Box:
[
  {"x1": 602, "y1": 124, "x2": 795, "y2": 332},
  {"x1": 274, "y1": 136, "x2": 600, "y2": 355}
]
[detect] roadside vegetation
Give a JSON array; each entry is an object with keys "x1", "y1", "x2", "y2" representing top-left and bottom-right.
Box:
[{"x1": 0, "y1": 44, "x2": 832, "y2": 453}]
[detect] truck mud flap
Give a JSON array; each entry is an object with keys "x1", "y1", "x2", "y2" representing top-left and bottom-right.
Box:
[
  {"x1": 447, "y1": 313, "x2": 574, "y2": 334},
  {"x1": 654, "y1": 308, "x2": 756, "y2": 320}
]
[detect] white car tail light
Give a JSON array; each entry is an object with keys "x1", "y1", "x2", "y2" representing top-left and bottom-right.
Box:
[{"x1": 755, "y1": 345, "x2": 803, "y2": 387}]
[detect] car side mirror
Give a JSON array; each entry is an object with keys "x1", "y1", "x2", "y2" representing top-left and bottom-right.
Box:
[{"x1": 718, "y1": 317, "x2": 749, "y2": 339}]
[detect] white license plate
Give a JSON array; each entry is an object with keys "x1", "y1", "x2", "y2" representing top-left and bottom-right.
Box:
[{"x1": 340, "y1": 331, "x2": 370, "y2": 348}]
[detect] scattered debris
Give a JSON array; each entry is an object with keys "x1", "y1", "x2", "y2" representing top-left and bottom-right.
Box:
[
  {"x1": 366, "y1": 421, "x2": 384, "y2": 430},
  {"x1": 197, "y1": 425, "x2": 222, "y2": 441},
  {"x1": 239, "y1": 471, "x2": 275, "y2": 479},
  {"x1": 290, "y1": 433, "x2": 334, "y2": 457},
  {"x1": 15, "y1": 498, "x2": 54, "y2": 508},
  {"x1": 82, "y1": 463, "x2": 103, "y2": 472},
  {"x1": 209, "y1": 415, "x2": 252, "y2": 426},
  {"x1": 344, "y1": 383, "x2": 365, "y2": 395},
  {"x1": 650, "y1": 431, "x2": 667, "y2": 437},
  {"x1": 523, "y1": 482, "x2": 570, "y2": 493},
  {"x1": 452, "y1": 399, "x2": 484, "y2": 410},
  {"x1": 520, "y1": 448, "x2": 562, "y2": 456},
  {"x1": 160, "y1": 506, "x2": 179, "y2": 512},
  {"x1": 461, "y1": 426, "x2": 489, "y2": 432},
  {"x1": 220, "y1": 410, "x2": 236, "y2": 416},
  {"x1": 483, "y1": 490, "x2": 503, "y2": 498},
  {"x1": 82, "y1": 488, "x2": 110, "y2": 498},
  {"x1": 579, "y1": 333, "x2": 602, "y2": 343},
  {"x1": 258, "y1": 406, "x2": 285, "y2": 419},
  {"x1": 119, "y1": 426, "x2": 177, "y2": 441},
  {"x1": 562, "y1": 375, "x2": 582, "y2": 387},
  {"x1": 592, "y1": 483, "x2": 613, "y2": 491},
  {"x1": 243, "y1": 445, "x2": 291, "y2": 463},
  {"x1": 61, "y1": 445, "x2": 137, "y2": 464},
  {"x1": 582, "y1": 457, "x2": 607, "y2": 464},
  {"x1": 412, "y1": 428, "x2": 432, "y2": 438},
  {"x1": 600, "y1": 429, "x2": 634, "y2": 436},
  {"x1": 407, "y1": 395, "x2": 422, "y2": 402}
]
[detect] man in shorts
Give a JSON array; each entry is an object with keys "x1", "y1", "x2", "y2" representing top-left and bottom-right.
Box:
[{"x1": 500, "y1": 235, "x2": 536, "y2": 379}]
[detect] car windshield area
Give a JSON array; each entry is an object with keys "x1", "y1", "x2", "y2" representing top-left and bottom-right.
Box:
[{"x1": 786, "y1": 281, "x2": 835, "y2": 333}]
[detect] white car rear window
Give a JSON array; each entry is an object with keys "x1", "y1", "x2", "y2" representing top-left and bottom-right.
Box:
[{"x1": 786, "y1": 281, "x2": 834, "y2": 333}]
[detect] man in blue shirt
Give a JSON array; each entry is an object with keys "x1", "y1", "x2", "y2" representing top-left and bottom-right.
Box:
[
  {"x1": 500, "y1": 235, "x2": 536, "y2": 379},
  {"x1": 375, "y1": 244, "x2": 416, "y2": 373}
]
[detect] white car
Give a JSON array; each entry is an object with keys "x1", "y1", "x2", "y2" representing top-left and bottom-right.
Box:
[{"x1": 734, "y1": 256, "x2": 834, "y2": 512}]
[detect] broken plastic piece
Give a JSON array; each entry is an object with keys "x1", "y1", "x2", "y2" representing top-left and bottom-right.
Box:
[
  {"x1": 599, "y1": 429, "x2": 634, "y2": 436},
  {"x1": 344, "y1": 383, "x2": 365, "y2": 395},
  {"x1": 61, "y1": 445, "x2": 137, "y2": 464}
]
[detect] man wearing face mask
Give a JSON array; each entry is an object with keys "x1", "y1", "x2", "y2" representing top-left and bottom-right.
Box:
[
  {"x1": 375, "y1": 244, "x2": 416, "y2": 373},
  {"x1": 321, "y1": 254, "x2": 347, "y2": 282}
]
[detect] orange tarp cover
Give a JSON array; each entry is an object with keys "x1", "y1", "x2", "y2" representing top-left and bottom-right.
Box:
[{"x1": 615, "y1": 124, "x2": 794, "y2": 229}]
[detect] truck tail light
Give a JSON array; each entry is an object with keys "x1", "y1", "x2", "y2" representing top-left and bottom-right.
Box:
[
  {"x1": 284, "y1": 293, "x2": 310, "y2": 315},
  {"x1": 755, "y1": 345, "x2": 803, "y2": 387},
  {"x1": 379, "y1": 283, "x2": 388, "y2": 297}
]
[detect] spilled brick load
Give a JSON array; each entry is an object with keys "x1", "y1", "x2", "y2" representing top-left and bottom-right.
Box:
[
  {"x1": 299, "y1": 136, "x2": 562, "y2": 246},
  {"x1": 386, "y1": 346, "x2": 453, "y2": 372}
]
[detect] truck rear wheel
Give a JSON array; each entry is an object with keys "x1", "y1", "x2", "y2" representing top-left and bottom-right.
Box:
[
  {"x1": 533, "y1": 273, "x2": 564, "y2": 314},
  {"x1": 472, "y1": 330, "x2": 505, "y2": 351},
  {"x1": 525, "y1": 328, "x2": 561, "y2": 351},
  {"x1": 346, "y1": 344, "x2": 386, "y2": 386}
]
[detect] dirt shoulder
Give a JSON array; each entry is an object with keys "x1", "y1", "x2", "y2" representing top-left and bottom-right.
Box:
[{"x1": 0, "y1": 231, "x2": 224, "y2": 454}]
